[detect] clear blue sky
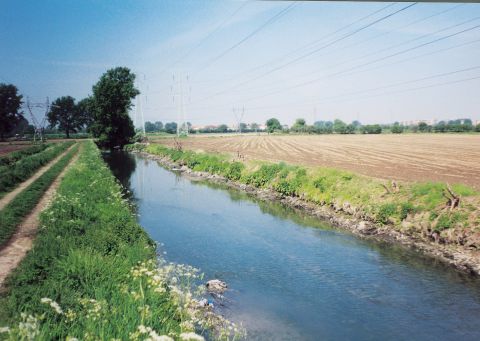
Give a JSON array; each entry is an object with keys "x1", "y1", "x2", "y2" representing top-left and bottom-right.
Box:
[{"x1": 1, "y1": 0, "x2": 480, "y2": 126}]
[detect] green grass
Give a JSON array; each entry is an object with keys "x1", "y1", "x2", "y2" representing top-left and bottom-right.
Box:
[
  {"x1": 1, "y1": 141, "x2": 240, "y2": 340},
  {"x1": 0, "y1": 141, "x2": 75, "y2": 197},
  {"x1": 0, "y1": 143, "x2": 79, "y2": 247}
]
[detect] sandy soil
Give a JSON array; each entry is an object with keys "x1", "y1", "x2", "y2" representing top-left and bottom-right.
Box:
[
  {"x1": 0, "y1": 147, "x2": 80, "y2": 288},
  {"x1": 156, "y1": 134, "x2": 480, "y2": 189}
]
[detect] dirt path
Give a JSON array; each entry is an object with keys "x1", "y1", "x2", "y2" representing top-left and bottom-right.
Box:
[
  {"x1": 0, "y1": 145, "x2": 75, "y2": 210},
  {"x1": 0, "y1": 147, "x2": 80, "y2": 288}
]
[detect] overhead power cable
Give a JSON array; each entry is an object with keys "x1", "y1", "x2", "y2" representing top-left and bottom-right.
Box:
[
  {"x1": 239, "y1": 19, "x2": 480, "y2": 103},
  {"x1": 193, "y1": 2, "x2": 418, "y2": 103},
  {"x1": 159, "y1": 2, "x2": 249, "y2": 74},
  {"x1": 194, "y1": 2, "x2": 297, "y2": 74}
]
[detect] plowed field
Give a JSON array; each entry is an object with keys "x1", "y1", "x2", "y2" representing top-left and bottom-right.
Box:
[{"x1": 156, "y1": 134, "x2": 480, "y2": 189}]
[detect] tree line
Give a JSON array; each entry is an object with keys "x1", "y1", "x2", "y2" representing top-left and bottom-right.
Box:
[{"x1": 0, "y1": 67, "x2": 139, "y2": 149}]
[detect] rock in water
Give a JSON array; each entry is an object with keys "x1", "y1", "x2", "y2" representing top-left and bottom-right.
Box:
[{"x1": 206, "y1": 279, "x2": 227, "y2": 293}]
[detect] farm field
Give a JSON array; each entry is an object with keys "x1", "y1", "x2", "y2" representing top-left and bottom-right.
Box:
[{"x1": 155, "y1": 134, "x2": 480, "y2": 189}]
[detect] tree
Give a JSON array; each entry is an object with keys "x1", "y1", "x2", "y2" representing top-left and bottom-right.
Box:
[
  {"x1": 0, "y1": 83, "x2": 24, "y2": 139},
  {"x1": 154, "y1": 121, "x2": 163, "y2": 131},
  {"x1": 476, "y1": 123, "x2": 480, "y2": 132},
  {"x1": 266, "y1": 118, "x2": 282, "y2": 133},
  {"x1": 216, "y1": 124, "x2": 228, "y2": 133},
  {"x1": 291, "y1": 118, "x2": 306, "y2": 132},
  {"x1": 391, "y1": 122, "x2": 404, "y2": 134},
  {"x1": 333, "y1": 119, "x2": 347, "y2": 134},
  {"x1": 90, "y1": 67, "x2": 139, "y2": 149},
  {"x1": 164, "y1": 122, "x2": 177, "y2": 134},
  {"x1": 77, "y1": 97, "x2": 95, "y2": 130},
  {"x1": 361, "y1": 124, "x2": 382, "y2": 134},
  {"x1": 418, "y1": 122, "x2": 430, "y2": 133},
  {"x1": 144, "y1": 121, "x2": 156, "y2": 133},
  {"x1": 47, "y1": 96, "x2": 85, "y2": 138}
]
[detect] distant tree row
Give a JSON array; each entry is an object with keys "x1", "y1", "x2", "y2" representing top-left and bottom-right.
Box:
[{"x1": 1, "y1": 67, "x2": 140, "y2": 149}]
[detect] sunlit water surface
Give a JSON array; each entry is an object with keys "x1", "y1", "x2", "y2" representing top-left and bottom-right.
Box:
[{"x1": 104, "y1": 151, "x2": 480, "y2": 341}]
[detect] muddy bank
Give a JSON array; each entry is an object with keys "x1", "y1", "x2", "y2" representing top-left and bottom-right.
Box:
[{"x1": 135, "y1": 151, "x2": 480, "y2": 276}]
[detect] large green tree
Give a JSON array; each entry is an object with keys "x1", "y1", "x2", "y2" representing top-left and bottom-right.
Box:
[
  {"x1": 48, "y1": 96, "x2": 85, "y2": 138},
  {"x1": 90, "y1": 67, "x2": 139, "y2": 149},
  {"x1": 0, "y1": 83, "x2": 24, "y2": 139},
  {"x1": 266, "y1": 118, "x2": 282, "y2": 133}
]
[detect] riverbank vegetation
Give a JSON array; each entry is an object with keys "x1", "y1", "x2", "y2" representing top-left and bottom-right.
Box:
[
  {"x1": 127, "y1": 143, "x2": 480, "y2": 250},
  {"x1": 0, "y1": 141, "x2": 75, "y2": 197},
  {"x1": 0, "y1": 141, "x2": 242, "y2": 340}
]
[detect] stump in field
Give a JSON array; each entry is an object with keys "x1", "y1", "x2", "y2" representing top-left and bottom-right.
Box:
[{"x1": 443, "y1": 184, "x2": 460, "y2": 211}]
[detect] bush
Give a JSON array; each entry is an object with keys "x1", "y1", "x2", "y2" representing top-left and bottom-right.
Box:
[
  {"x1": 377, "y1": 203, "x2": 397, "y2": 224},
  {"x1": 225, "y1": 162, "x2": 244, "y2": 180},
  {"x1": 399, "y1": 202, "x2": 417, "y2": 220},
  {"x1": 244, "y1": 163, "x2": 284, "y2": 187}
]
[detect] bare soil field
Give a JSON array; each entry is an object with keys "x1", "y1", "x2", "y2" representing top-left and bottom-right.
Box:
[{"x1": 156, "y1": 134, "x2": 480, "y2": 189}]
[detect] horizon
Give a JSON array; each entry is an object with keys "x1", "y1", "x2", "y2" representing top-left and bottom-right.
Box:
[{"x1": 1, "y1": 1, "x2": 480, "y2": 127}]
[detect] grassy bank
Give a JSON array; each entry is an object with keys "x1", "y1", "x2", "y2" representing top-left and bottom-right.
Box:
[
  {"x1": 0, "y1": 143, "x2": 79, "y2": 246},
  {"x1": 0, "y1": 141, "x2": 241, "y2": 340},
  {"x1": 0, "y1": 141, "x2": 75, "y2": 197},
  {"x1": 127, "y1": 143, "x2": 480, "y2": 249}
]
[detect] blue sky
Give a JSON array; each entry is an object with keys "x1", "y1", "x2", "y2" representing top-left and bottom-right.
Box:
[{"x1": 1, "y1": 0, "x2": 480, "y2": 127}]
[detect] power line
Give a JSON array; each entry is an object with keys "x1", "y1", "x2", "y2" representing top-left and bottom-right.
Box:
[
  {"x1": 240, "y1": 19, "x2": 480, "y2": 103},
  {"x1": 159, "y1": 2, "x2": 248, "y2": 74},
  {"x1": 194, "y1": 2, "x2": 297, "y2": 74},
  {"x1": 193, "y1": 2, "x2": 418, "y2": 104},
  {"x1": 207, "y1": 2, "x2": 397, "y2": 84}
]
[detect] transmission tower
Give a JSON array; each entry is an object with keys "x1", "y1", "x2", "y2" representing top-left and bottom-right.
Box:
[
  {"x1": 233, "y1": 105, "x2": 245, "y2": 133},
  {"x1": 26, "y1": 97, "x2": 49, "y2": 143},
  {"x1": 134, "y1": 74, "x2": 147, "y2": 137},
  {"x1": 172, "y1": 73, "x2": 190, "y2": 136}
]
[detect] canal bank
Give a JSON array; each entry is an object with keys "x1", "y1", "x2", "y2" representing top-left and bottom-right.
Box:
[
  {"x1": 105, "y1": 150, "x2": 480, "y2": 341},
  {"x1": 126, "y1": 144, "x2": 480, "y2": 276}
]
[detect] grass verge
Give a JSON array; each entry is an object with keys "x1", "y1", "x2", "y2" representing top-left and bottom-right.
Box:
[
  {"x1": 0, "y1": 141, "x2": 242, "y2": 340},
  {"x1": 0, "y1": 143, "x2": 79, "y2": 247},
  {"x1": 127, "y1": 143, "x2": 480, "y2": 248}
]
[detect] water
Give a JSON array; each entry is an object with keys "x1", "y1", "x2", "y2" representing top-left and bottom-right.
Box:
[{"x1": 104, "y1": 151, "x2": 480, "y2": 341}]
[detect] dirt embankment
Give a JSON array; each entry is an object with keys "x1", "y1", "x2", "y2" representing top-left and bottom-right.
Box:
[{"x1": 157, "y1": 134, "x2": 480, "y2": 189}]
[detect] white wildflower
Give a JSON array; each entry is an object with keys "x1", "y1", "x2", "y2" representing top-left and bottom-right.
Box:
[{"x1": 179, "y1": 332, "x2": 205, "y2": 341}]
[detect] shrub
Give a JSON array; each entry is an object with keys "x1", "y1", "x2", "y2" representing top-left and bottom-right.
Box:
[
  {"x1": 225, "y1": 162, "x2": 244, "y2": 180},
  {"x1": 377, "y1": 203, "x2": 397, "y2": 224},
  {"x1": 244, "y1": 163, "x2": 284, "y2": 187},
  {"x1": 399, "y1": 202, "x2": 417, "y2": 220}
]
